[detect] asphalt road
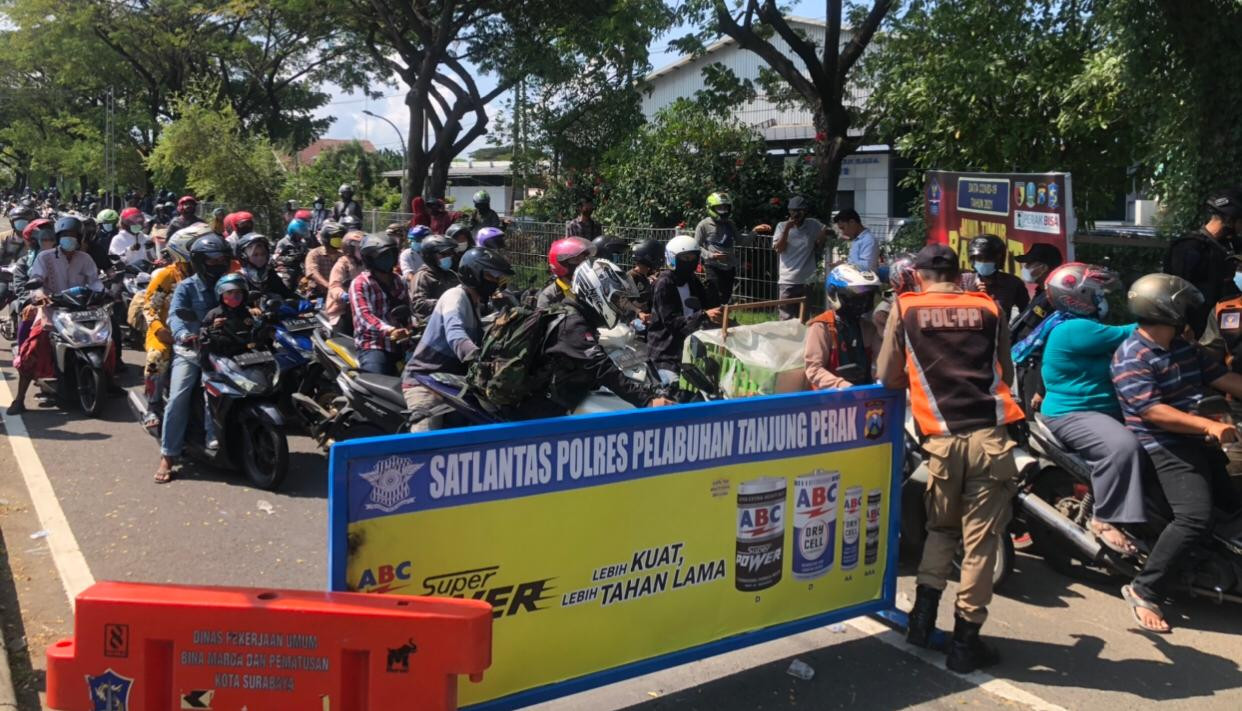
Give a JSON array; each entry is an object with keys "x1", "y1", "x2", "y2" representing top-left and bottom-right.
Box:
[{"x1": 0, "y1": 289, "x2": 1239, "y2": 708}]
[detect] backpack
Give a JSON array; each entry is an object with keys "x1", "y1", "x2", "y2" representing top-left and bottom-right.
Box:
[{"x1": 467, "y1": 304, "x2": 569, "y2": 414}]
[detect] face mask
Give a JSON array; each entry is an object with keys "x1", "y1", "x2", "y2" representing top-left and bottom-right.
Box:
[
  {"x1": 476, "y1": 278, "x2": 499, "y2": 300},
  {"x1": 1233, "y1": 273, "x2": 1242, "y2": 294},
  {"x1": 314, "y1": 203, "x2": 324, "y2": 210},
  {"x1": 372, "y1": 253, "x2": 397, "y2": 273},
  {"x1": 455, "y1": 241, "x2": 468, "y2": 253},
  {"x1": 438, "y1": 256, "x2": 454, "y2": 270},
  {"x1": 221, "y1": 291, "x2": 245, "y2": 308},
  {"x1": 974, "y1": 262, "x2": 997, "y2": 277},
  {"x1": 59, "y1": 236, "x2": 79, "y2": 252},
  {"x1": 248, "y1": 251, "x2": 269, "y2": 269},
  {"x1": 101, "y1": 223, "x2": 115, "y2": 233},
  {"x1": 1020, "y1": 266, "x2": 1036, "y2": 283},
  {"x1": 128, "y1": 224, "x2": 142, "y2": 235},
  {"x1": 14, "y1": 220, "x2": 28, "y2": 233},
  {"x1": 673, "y1": 259, "x2": 698, "y2": 284},
  {"x1": 329, "y1": 236, "x2": 343, "y2": 249},
  {"x1": 1096, "y1": 299, "x2": 1109, "y2": 318}
]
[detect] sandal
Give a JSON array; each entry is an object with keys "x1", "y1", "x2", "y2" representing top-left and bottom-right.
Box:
[
  {"x1": 1092, "y1": 519, "x2": 1139, "y2": 556},
  {"x1": 1121, "y1": 584, "x2": 1171, "y2": 633},
  {"x1": 154, "y1": 462, "x2": 173, "y2": 484}
]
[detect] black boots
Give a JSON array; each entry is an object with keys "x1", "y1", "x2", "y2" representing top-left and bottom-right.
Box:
[
  {"x1": 945, "y1": 615, "x2": 1001, "y2": 673},
  {"x1": 906, "y1": 584, "x2": 941, "y2": 648}
]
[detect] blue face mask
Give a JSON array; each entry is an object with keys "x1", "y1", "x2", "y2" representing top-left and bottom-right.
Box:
[
  {"x1": 1096, "y1": 299, "x2": 1109, "y2": 318},
  {"x1": 1234, "y1": 273, "x2": 1242, "y2": 294},
  {"x1": 59, "y1": 236, "x2": 78, "y2": 252},
  {"x1": 974, "y1": 261, "x2": 997, "y2": 277},
  {"x1": 438, "y1": 256, "x2": 454, "y2": 270}
]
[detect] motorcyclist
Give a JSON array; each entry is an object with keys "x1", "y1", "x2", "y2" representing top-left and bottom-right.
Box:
[
  {"x1": 273, "y1": 218, "x2": 311, "y2": 293},
  {"x1": 446, "y1": 222, "x2": 473, "y2": 260},
  {"x1": 592, "y1": 234, "x2": 629, "y2": 263},
  {"x1": 155, "y1": 233, "x2": 233, "y2": 483},
  {"x1": 804, "y1": 264, "x2": 881, "y2": 390},
  {"x1": 89, "y1": 208, "x2": 121, "y2": 271},
  {"x1": 332, "y1": 184, "x2": 363, "y2": 222},
  {"x1": 1010, "y1": 242, "x2": 1065, "y2": 412},
  {"x1": 222, "y1": 211, "x2": 255, "y2": 247},
  {"x1": 967, "y1": 235, "x2": 1027, "y2": 319},
  {"x1": 110, "y1": 207, "x2": 157, "y2": 267},
  {"x1": 9, "y1": 217, "x2": 105, "y2": 415},
  {"x1": 167, "y1": 195, "x2": 203, "y2": 235},
  {"x1": 694, "y1": 192, "x2": 738, "y2": 304},
  {"x1": 409, "y1": 235, "x2": 460, "y2": 320},
  {"x1": 308, "y1": 195, "x2": 331, "y2": 236},
  {"x1": 475, "y1": 226, "x2": 506, "y2": 253},
  {"x1": 402, "y1": 248, "x2": 513, "y2": 430},
  {"x1": 399, "y1": 224, "x2": 428, "y2": 281},
  {"x1": 140, "y1": 226, "x2": 209, "y2": 430},
  {"x1": 349, "y1": 232, "x2": 410, "y2": 375},
  {"x1": 1111, "y1": 273, "x2": 1242, "y2": 632},
  {"x1": 326, "y1": 230, "x2": 364, "y2": 333},
  {"x1": 201, "y1": 273, "x2": 269, "y2": 360},
  {"x1": 537, "y1": 237, "x2": 594, "y2": 308},
  {"x1": 11, "y1": 220, "x2": 56, "y2": 346},
  {"x1": 1163, "y1": 188, "x2": 1242, "y2": 338},
  {"x1": 629, "y1": 238, "x2": 664, "y2": 320},
  {"x1": 3, "y1": 204, "x2": 38, "y2": 265},
  {"x1": 426, "y1": 197, "x2": 461, "y2": 235},
  {"x1": 303, "y1": 221, "x2": 345, "y2": 299},
  {"x1": 470, "y1": 190, "x2": 503, "y2": 233},
  {"x1": 872, "y1": 252, "x2": 918, "y2": 333},
  {"x1": 209, "y1": 208, "x2": 227, "y2": 235},
  {"x1": 236, "y1": 232, "x2": 297, "y2": 300},
  {"x1": 648, "y1": 234, "x2": 722, "y2": 384}
]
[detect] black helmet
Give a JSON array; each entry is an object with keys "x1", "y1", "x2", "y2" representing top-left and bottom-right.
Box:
[
  {"x1": 338, "y1": 183, "x2": 353, "y2": 196},
  {"x1": 420, "y1": 234, "x2": 458, "y2": 266},
  {"x1": 592, "y1": 234, "x2": 629, "y2": 261},
  {"x1": 340, "y1": 215, "x2": 363, "y2": 232},
  {"x1": 189, "y1": 233, "x2": 231, "y2": 281},
  {"x1": 457, "y1": 247, "x2": 514, "y2": 290},
  {"x1": 359, "y1": 232, "x2": 400, "y2": 271},
  {"x1": 8, "y1": 204, "x2": 37, "y2": 223},
  {"x1": 1205, "y1": 188, "x2": 1242, "y2": 220},
  {"x1": 967, "y1": 234, "x2": 1006, "y2": 262},
  {"x1": 313, "y1": 195, "x2": 326, "y2": 206},
  {"x1": 633, "y1": 238, "x2": 664, "y2": 268},
  {"x1": 1126, "y1": 273, "x2": 1203, "y2": 326},
  {"x1": 54, "y1": 215, "x2": 83, "y2": 238},
  {"x1": 319, "y1": 220, "x2": 346, "y2": 247},
  {"x1": 445, "y1": 222, "x2": 471, "y2": 242},
  {"x1": 235, "y1": 232, "x2": 270, "y2": 260}
]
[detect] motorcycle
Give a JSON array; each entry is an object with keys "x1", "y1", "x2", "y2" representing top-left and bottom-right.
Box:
[
  {"x1": 268, "y1": 297, "x2": 328, "y2": 417},
  {"x1": 25, "y1": 282, "x2": 117, "y2": 416},
  {"x1": 0, "y1": 267, "x2": 17, "y2": 341},
  {"x1": 127, "y1": 305, "x2": 290, "y2": 490},
  {"x1": 1017, "y1": 398, "x2": 1242, "y2": 604},
  {"x1": 110, "y1": 256, "x2": 154, "y2": 349}
]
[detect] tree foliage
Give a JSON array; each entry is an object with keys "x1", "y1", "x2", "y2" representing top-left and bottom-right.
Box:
[{"x1": 281, "y1": 142, "x2": 402, "y2": 209}]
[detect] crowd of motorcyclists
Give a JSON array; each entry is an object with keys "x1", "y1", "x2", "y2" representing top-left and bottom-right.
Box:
[{"x1": 2, "y1": 181, "x2": 1241, "y2": 669}]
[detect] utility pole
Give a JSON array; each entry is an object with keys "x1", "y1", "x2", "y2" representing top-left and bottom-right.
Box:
[
  {"x1": 103, "y1": 87, "x2": 116, "y2": 207},
  {"x1": 363, "y1": 110, "x2": 407, "y2": 204}
]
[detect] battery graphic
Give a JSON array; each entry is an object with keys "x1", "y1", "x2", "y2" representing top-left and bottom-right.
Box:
[
  {"x1": 864, "y1": 489, "x2": 883, "y2": 566},
  {"x1": 792, "y1": 470, "x2": 840, "y2": 579},
  {"x1": 735, "y1": 477, "x2": 786, "y2": 591},
  {"x1": 840, "y1": 486, "x2": 864, "y2": 571}
]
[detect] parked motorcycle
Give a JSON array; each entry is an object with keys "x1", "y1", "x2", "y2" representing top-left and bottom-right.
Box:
[{"x1": 27, "y1": 282, "x2": 116, "y2": 416}]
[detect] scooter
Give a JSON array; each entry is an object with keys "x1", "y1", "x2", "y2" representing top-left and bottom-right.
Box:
[
  {"x1": 109, "y1": 256, "x2": 154, "y2": 349},
  {"x1": 0, "y1": 267, "x2": 17, "y2": 341},
  {"x1": 127, "y1": 306, "x2": 290, "y2": 490},
  {"x1": 1017, "y1": 398, "x2": 1242, "y2": 604},
  {"x1": 28, "y1": 282, "x2": 117, "y2": 417}
]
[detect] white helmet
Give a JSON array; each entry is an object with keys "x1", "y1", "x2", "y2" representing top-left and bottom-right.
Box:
[
  {"x1": 825, "y1": 263, "x2": 881, "y2": 311},
  {"x1": 572, "y1": 259, "x2": 640, "y2": 329},
  {"x1": 665, "y1": 233, "x2": 700, "y2": 269}
]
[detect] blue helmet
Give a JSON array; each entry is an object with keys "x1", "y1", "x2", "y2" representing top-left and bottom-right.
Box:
[
  {"x1": 825, "y1": 263, "x2": 880, "y2": 311},
  {"x1": 288, "y1": 218, "x2": 308, "y2": 238},
  {"x1": 214, "y1": 272, "x2": 248, "y2": 298},
  {"x1": 407, "y1": 225, "x2": 431, "y2": 246}
]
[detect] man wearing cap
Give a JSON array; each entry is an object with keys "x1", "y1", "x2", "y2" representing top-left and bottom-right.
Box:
[
  {"x1": 1010, "y1": 242, "x2": 1064, "y2": 412},
  {"x1": 834, "y1": 209, "x2": 878, "y2": 273},
  {"x1": 773, "y1": 195, "x2": 829, "y2": 320},
  {"x1": 878, "y1": 243, "x2": 1024, "y2": 675}
]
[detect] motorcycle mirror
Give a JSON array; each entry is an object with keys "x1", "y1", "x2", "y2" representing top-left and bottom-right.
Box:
[
  {"x1": 24, "y1": 278, "x2": 42, "y2": 291},
  {"x1": 263, "y1": 296, "x2": 283, "y2": 312}
]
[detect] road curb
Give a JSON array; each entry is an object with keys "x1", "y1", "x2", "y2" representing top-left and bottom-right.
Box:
[{"x1": 0, "y1": 621, "x2": 17, "y2": 711}]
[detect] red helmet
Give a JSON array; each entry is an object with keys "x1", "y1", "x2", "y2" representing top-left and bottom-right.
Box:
[
  {"x1": 224, "y1": 211, "x2": 254, "y2": 236},
  {"x1": 548, "y1": 236, "x2": 595, "y2": 279},
  {"x1": 294, "y1": 208, "x2": 313, "y2": 221},
  {"x1": 22, "y1": 218, "x2": 53, "y2": 245},
  {"x1": 120, "y1": 207, "x2": 144, "y2": 226},
  {"x1": 177, "y1": 195, "x2": 197, "y2": 208}
]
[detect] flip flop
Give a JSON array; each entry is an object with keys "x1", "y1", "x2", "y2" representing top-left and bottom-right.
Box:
[
  {"x1": 153, "y1": 465, "x2": 173, "y2": 484},
  {"x1": 1092, "y1": 519, "x2": 1139, "y2": 556},
  {"x1": 1121, "y1": 584, "x2": 1171, "y2": 634}
]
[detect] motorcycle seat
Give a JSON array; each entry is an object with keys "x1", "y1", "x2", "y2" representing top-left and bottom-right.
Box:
[
  {"x1": 351, "y1": 371, "x2": 406, "y2": 408},
  {"x1": 1031, "y1": 414, "x2": 1094, "y2": 481}
]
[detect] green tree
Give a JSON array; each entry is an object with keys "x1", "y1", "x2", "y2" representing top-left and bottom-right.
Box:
[{"x1": 281, "y1": 142, "x2": 400, "y2": 209}]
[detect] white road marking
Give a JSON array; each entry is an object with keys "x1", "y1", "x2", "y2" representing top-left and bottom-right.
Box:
[
  {"x1": 0, "y1": 369, "x2": 96, "y2": 603},
  {"x1": 847, "y1": 616, "x2": 1068, "y2": 711}
]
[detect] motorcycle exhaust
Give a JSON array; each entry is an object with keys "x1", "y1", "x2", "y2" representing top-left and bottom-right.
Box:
[
  {"x1": 1016, "y1": 491, "x2": 1103, "y2": 561},
  {"x1": 1185, "y1": 585, "x2": 1242, "y2": 605}
]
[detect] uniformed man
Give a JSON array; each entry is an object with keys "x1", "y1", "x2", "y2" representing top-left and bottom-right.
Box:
[
  {"x1": 1009, "y1": 242, "x2": 1063, "y2": 411},
  {"x1": 1164, "y1": 187, "x2": 1242, "y2": 338},
  {"x1": 1204, "y1": 255, "x2": 1242, "y2": 373},
  {"x1": 877, "y1": 243, "x2": 1024, "y2": 674}
]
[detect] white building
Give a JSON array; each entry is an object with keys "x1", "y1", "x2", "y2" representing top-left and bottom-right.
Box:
[{"x1": 641, "y1": 17, "x2": 912, "y2": 221}]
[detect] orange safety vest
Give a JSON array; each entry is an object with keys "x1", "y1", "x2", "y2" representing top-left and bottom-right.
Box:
[
  {"x1": 895, "y1": 290, "x2": 1024, "y2": 436},
  {"x1": 809, "y1": 309, "x2": 870, "y2": 383},
  {"x1": 1215, "y1": 296, "x2": 1242, "y2": 370}
]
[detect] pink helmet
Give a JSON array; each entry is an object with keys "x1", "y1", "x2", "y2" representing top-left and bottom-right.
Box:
[
  {"x1": 1046, "y1": 262, "x2": 1119, "y2": 317},
  {"x1": 548, "y1": 236, "x2": 595, "y2": 279}
]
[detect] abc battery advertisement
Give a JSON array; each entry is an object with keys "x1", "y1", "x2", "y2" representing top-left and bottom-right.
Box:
[
  {"x1": 924, "y1": 170, "x2": 1076, "y2": 268},
  {"x1": 329, "y1": 386, "x2": 904, "y2": 709}
]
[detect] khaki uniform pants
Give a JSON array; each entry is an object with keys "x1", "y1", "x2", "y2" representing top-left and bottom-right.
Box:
[
  {"x1": 403, "y1": 384, "x2": 443, "y2": 432},
  {"x1": 917, "y1": 425, "x2": 1018, "y2": 624}
]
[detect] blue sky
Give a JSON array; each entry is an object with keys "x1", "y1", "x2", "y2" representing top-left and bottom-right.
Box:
[{"x1": 315, "y1": 0, "x2": 825, "y2": 155}]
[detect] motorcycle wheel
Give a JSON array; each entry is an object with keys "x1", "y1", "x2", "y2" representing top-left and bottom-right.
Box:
[
  {"x1": 239, "y1": 415, "x2": 289, "y2": 490},
  {"x1": 0, "y1": 312, "x2": 13, "y2": 342},
  {"x1": 76, "y1": 363, "x2": 105, "y2": 417}
]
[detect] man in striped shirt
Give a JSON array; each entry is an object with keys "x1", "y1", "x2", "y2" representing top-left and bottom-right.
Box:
[{"x1": 1110, "y1": 273, "x2": 1242, "y2": 632}]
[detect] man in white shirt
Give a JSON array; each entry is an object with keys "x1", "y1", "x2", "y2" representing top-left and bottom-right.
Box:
[
  {"x1": 773, "y1": 195, "x2": 828, "y2": 320},
  {"x1": 110, "y1": 207, "x2": 158, "y2": 267}
]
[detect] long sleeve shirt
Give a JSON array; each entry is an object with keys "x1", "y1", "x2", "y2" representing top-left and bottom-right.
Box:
[
  {"x1": 109, "y1": 231, "x2": 157, "y2": 267},
  {"x1": 303, "y1": 245, "x2": 340, "y2": 293},
  {"x1": 326, "y1": 258, "x2": 362, "y2": 326},
  {"x1": 349, "y1": 271, "x2": 407, "y2": 352},
  {"x1": 402, "y1": 285, "x2": 482, "y2": 380},
  {"x1": 167, "y1": 275, "x2": 216, "y2": 359},
  {"x1": 30, "y1": 248, "x2": 102, "y2": 296},
  {"x1": 847, "y1": 229, "x2": 880, "y2": 273}
]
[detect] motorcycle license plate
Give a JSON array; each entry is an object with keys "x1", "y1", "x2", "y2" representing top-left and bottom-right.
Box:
[
  {"x1": 69, "y1": 310, "x2": 104, "y2": 322},
  {"x1": 234, "y1": 351, "x2": 275, "y2": 366},
  {"x1": 285, "y1": 316, "x2": 318, "y2": 332}
]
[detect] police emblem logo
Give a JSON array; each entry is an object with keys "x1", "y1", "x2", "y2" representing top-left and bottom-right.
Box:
[
  {"x1": 864, "y1": 400, "x2": 885, "y2": 440},
  {"x1": 360, "y1": 455, "x2": 423, "y2": 513},
  {"x1": 86, "y1": 668, "x2": 133, "y2": 711}
]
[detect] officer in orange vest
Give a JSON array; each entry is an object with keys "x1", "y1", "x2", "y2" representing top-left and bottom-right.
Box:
[
  {"x1": 877, "y1": 243, "x2": 1025, "y2": 674},
  {"x1": 1204, "y1": 256, "x2": 1242, "y2": 372},
  {"x1": 803, "y1": 264, "x2": 881, "y2": 389}
]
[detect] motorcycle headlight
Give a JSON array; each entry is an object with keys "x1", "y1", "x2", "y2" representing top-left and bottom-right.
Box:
[
  {"x1": 53, "y1": 308, "x2": 111, "y2": 345},
  {"x1": 211, "y1": 355, "x2": 267, "y2": 394}
]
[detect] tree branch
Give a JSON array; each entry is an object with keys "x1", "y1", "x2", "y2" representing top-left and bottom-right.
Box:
[
  {"x1": 714, "y1": 2, "x2": 817, "y2": 102},
  {"x1": 838, "y1": 0, "x2": 892, "y2": 82}
]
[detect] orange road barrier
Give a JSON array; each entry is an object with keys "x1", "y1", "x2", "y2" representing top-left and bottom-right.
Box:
[{"x1": 47, "y1": 581, "x2": 492, "y2": 711}]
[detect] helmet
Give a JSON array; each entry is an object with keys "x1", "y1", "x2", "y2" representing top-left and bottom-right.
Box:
[
  {"x1": 473, "y1": 190, "x2": 491, "y2": 207},
  {"x1": 230, "y1": 211, "x2": 255, "y2": 236},
  {"x1": 23, "y1": 218, "x2": 53, "y2": 247},
  {"x1": 338, "y1": 183, "x2": 353, "y2": 196},
  {"x1": 211, "y1": 207, "x2": 227, "y2": 220},
  {"x1": 457, "y1": 247, "x2": 514, "y2": 290},
  {"x1": 420, "y1": 235, "x2": 458, "y2": 266},
  {"x1": 706, "y1": 191, "x2": 732, "y2": 217},
  {"x1": 406, "y1": 224, "x2": 430, "y2": 245},
  {"x1": 887, "y1": 252, "x2": 919, "y2": 294},
  {"x1": 293, "y1": 208, "x2": 312, "y2": 221},
  {"x1": 7, "y1": 204, "x2": 37, "y2": 226},
  {"x1": 235, "y1": 232, "x2": 271, "y2": 262},
  {"x1": 359, "y1": 232, "x2": 400, "y2": 272},
  {"x1": 592, "y1": 234, "x2": 628, "y2": 261},
  {"x1": 189, "y1": 233, "x2": 231, "y2": 280},
  {"x1": 967, "y1": 234, "x2": 1006, "y2": 262},
  {"x1": 572, "y1": 259, "x2": 640, "y2": 329},
  {"x1": 96, "y1": 208, "x2": 119, "y2": 225},
  {"x1": 476, "y1": 226, "x2": 505, "y2": 250},
  {"x1": 313, "y1": 195, "x2": 326, "y2": 206},
  {"x1": 165, "y1": 229, "x2": 199, "y2": 264},
  {"x1": 425, "y1": 197, "x2": 445, "y2": 211},
  {"x1": 287, "y1": 218, "x2": 309, "y2": 238},
  {"x1": 214, "y1": 272, "x2": 248, "y2": 299},
  {"x1": 548, "y1": 236, "x2": 595, "y2": 278},
  {"x1": 120, "y1": 207, "x2": 144, "y2": 227},
  {"x1": 341, "y1": 231, "x2": 364, "y2": 261},
  {"x1": 319, "y1": 220, "x2": 346, "y2": 248},
  {"x1": 1127, "y1": 273, "x2": 1203, "y2": 327},
  {"x1": 54, "y1": 215, "x2": 83, "y2": 238},
  {"x1": 340, "y1": 215, "x2": 363, "y2": 233},
  {"x1": 1046, "y1": 262, "x2": 1119, "y2": 317},
  {"x1": 664, "y1": 234, "x2": 700, "y2": 269},
  {"x1": 1205, "y1": 188, "x2": 1242, "y2": 220},
  {"x1": 825, "y1": 263, "x2": 881, "y2": 311},
  {"x1": 445, "y1": 222, "x2": 471, "y2": 241},
  {"x1": 177, "y1": 195, "x2": 197, "y2": 210},
  {"x1": 632, "y1": 238, "x2": 664, "y2": 268}
]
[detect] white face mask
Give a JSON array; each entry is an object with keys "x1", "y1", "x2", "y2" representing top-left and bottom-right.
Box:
[{"x1": 1020, "y1": 266, "x2": 1036, "y2": 283}]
